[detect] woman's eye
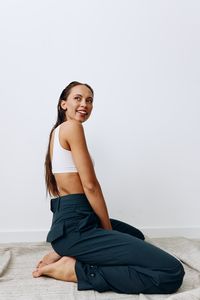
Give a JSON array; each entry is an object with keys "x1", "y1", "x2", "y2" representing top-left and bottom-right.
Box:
[{"x1": 74, "y1": 97, "x2": 93, "y2": 103}]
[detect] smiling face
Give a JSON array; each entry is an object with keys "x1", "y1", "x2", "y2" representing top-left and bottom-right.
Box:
[{"x1": 60, "y1": 85, "x2": 94, "y2": 123}]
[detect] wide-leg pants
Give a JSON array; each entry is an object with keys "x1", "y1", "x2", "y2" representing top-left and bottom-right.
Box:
[{"x1": 46, "y1": 193, "x2": 185, "y2": 294}]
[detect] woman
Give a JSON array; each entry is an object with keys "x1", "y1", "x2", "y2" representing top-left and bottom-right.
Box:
[{"x1": 32, "y1": 81, "x2": 184, "y2": 294}]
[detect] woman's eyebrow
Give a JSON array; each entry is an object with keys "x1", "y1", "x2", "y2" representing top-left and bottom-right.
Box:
[{"x1": 74, "y1": 93, "x2": 93, "y2": 100}]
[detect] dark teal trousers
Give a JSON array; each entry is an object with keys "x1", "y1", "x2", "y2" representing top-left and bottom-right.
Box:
[{"x1": 46, "y1": 193, "x2": 184, "y2": 294}]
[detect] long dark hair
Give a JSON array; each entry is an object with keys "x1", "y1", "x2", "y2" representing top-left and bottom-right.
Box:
[{"x1": 44, "y1": 81, "x2": 94, "y2": 198}]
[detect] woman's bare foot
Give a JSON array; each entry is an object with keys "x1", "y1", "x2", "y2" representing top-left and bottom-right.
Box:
[
  {"x1": 36, "y1": 251, "x2": 62, "y2": 268},
  {"x1": 32, "y1": 256, "x2": 77, "y2": 282}
]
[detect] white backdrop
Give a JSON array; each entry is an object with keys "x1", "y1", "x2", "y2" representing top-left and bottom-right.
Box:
[{"x1": 0, "y1": 0, "x2": 199, "y2": 242}]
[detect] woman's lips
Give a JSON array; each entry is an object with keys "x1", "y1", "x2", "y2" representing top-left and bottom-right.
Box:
[{"x1": 76, "y1": 110, "x2": 88, "y2": 116}]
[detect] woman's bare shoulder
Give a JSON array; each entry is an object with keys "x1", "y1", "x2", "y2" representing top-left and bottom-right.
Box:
[
  {"x1": 61, "y1": 120, "x2": 83, "y2": 130},
  {"x1": 60, "y1": 120, "x2": 84, "y2": 140}
]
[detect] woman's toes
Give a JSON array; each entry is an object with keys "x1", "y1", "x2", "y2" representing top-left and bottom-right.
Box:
[
  {"x1": 36, "y1": 259, "x2": 47, "y2": 268},
  {"x1": 36, "y1": 260, "x2": 42, "y2": 268},
  {"x1": 36, "y1": 252, "x2": 62, "y2": 269},
  {"x1": 32, "y1": 256, "x2": 77, "y2": 282},
  {"x1": 39, "y1": 263, "x2": 47, "y2": 268},
  {"x1": 32, "y1": 262, "x2": 56, "y2": 278},
  {"x1": 32, "y1": 268, "x2": 42, "y2": 278}
]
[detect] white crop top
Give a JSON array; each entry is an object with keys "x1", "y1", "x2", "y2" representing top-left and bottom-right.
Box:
[{"x1": 51, "y1": 124, "x2": 94, "y2": 174}]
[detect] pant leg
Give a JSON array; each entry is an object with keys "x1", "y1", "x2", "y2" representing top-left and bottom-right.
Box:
[
  {"x1": 110, "y1": 218, "x2": 145, "y2": 240},
  {"x1": 52, "y1": 225, "x2": 184, "y2": 294}
]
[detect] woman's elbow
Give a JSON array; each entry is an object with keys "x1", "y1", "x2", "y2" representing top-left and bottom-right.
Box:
[{"x1": 82, "y1": 180, "x2": 99, "y2": 193}]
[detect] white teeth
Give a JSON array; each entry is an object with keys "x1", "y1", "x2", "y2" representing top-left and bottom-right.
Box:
[{"x1": 77, "y1": 110, "x2": 87, "y2": 115}]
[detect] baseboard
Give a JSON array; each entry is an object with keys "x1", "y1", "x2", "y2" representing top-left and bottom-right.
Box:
[
  {"x1": 0, "y1": 227, "x2": 199, "y2": 243},
  {"x1": 0, "y1": 230, "x2": 48, "y2": 243},
  {"x1": 140, "y1": 226, "x2": 200, "y2": 239}
]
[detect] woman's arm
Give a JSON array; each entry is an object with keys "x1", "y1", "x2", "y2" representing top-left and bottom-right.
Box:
[{"x1": 64, "y1": 120, "x2": 112, "y2": 230}]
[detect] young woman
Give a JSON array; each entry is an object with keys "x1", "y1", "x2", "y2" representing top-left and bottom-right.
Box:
[{"x1": 32, "y1": 81, "x2": 184, "y2": 294}]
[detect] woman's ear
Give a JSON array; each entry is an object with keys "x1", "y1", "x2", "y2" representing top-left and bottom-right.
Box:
[{"x1": 60, "y1": 100, "x2": 68, "y2": 111}]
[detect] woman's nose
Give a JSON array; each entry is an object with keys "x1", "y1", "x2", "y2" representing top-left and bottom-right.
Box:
[{"x1": 80, "y1": 99, "x2": 87, "y2": 107}]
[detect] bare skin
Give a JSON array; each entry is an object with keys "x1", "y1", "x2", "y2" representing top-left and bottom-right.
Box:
[
  {"x1": 32, "y1": 256, "x2": 78, "y2": 283},
  {"x1": 33, "y1": 85, "x2": 93, "y2": 281},
  {"x1": 33, "y1": 85, "x2": 111, "y2": 282},
  {"x1": 36, "y1": 250, "x2": 62, "y2": 268}
]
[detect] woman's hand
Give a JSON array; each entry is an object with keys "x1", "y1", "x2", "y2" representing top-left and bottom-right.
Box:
[{"x1": 101, "y1": 220, "x2": 112, "y2": 230}]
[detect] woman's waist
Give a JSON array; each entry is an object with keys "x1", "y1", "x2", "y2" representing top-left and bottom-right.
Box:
[
  {"x1": 50, "y1": 193, "x2": 93, "y2": 213},
  {"x1": 49, "y1": 194, "x2": 99, "y2": 230},
  {"x1": 54, "y1": 173, "x2": 84, "y2": 195}
]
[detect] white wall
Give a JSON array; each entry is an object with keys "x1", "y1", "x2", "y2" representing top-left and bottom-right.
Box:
[{"x1": 0, "y1": 0, "x2": 199, "y2": 242}]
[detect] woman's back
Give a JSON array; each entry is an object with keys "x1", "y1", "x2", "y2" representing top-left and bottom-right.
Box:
[{"x1": 50, "y1": 121, "x2": 85, "y2": 196}]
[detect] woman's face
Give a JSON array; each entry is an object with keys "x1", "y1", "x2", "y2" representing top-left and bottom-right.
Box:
[{"x1": 61, "y1": 85, "x2": 93, "y2": 123}]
